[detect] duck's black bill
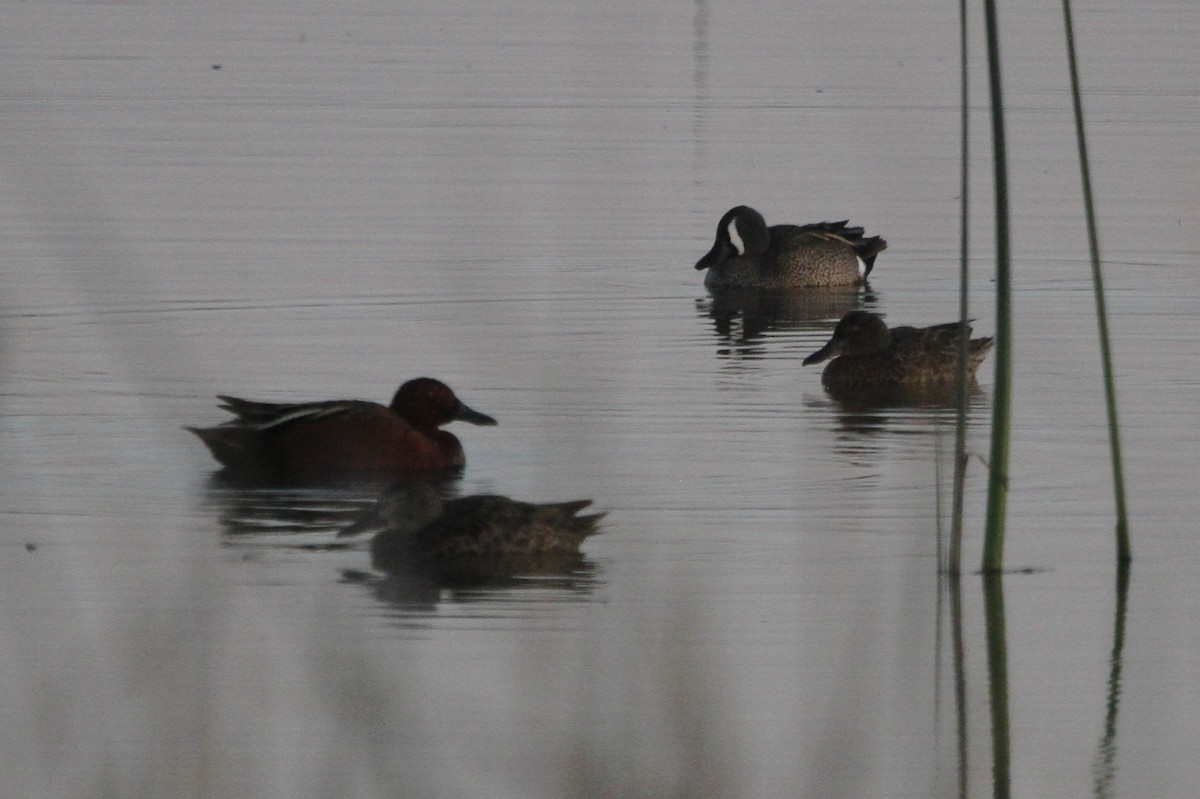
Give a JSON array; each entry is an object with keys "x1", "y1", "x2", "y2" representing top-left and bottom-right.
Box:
[
  {"x1": 456, "y1": 403, "x2": 498, "y2": 426},
  {"x1": 802, "y1": 341, "x2": 839, "y2": 366}
]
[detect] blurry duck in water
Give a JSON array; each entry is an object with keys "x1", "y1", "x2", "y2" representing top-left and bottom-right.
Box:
[{"x1": 338, "y1": 482, "x2": 605, "y2": 582}]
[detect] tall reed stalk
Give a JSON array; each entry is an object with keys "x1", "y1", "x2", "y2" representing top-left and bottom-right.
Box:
[
  {"x1": 980, "y1": 0, "x2": 1012, "y2": 573},
  {"x1": 1061, "y1": 0, "x2": 1131, "y2": 561},
  {"x1": 947, "y1": 0, "x2": 971, "y2": 575}
]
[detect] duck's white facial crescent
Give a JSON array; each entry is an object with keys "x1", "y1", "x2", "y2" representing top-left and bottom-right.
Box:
[{"x1": 726, "y1": 218, "x2": 745, "y2": 255}]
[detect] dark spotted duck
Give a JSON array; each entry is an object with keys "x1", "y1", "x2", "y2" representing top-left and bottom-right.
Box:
[
  {"x1": 803, "y1": 310, "x2": 994, "y2": 390},
  {"x1": 338, "y1": 482, "x2": 604, "y2": 577},
  {"x1": 696, "y1": 205, "x2": 887, "y2": 289},
  {"x1": 187, "y1": 377, "x2": 496, "y2": 482}
]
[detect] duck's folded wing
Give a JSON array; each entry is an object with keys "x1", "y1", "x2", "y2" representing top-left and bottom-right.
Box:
[
  {"x1": 891, "y1": 320, "x2": 973, "y2": 348},
  {"x1": 795, "y1": 222, "x2": 887, "y2": 275},
  {"x1": 796, "y1": 220, "x2": 859, "y2": 238},
  {"x1": 217, "y1": 395, "x2": 370, "y2": 429}
]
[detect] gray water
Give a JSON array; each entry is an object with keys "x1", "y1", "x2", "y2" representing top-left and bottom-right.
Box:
[{"x1": 2, "y1": 1, "x2": 1198, "y2": 797}]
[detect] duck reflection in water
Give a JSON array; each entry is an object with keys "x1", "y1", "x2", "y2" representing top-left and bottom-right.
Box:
[
  {"x1": 337, "y1": 481, "x2": 605, "y2": 585},
  {"x1": 698, "y1": 285, "x2": 872, "y2": 357},
  {"x1": 803, "y1": 310, "x2": 994, "y2": 408},
  {"x1": 203, "y1": 478, "x2": 385, "y2": 540}
]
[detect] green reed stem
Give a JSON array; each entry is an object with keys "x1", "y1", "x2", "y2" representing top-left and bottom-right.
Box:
[
  {"x1": 980, "y1": 0, "x2": 1012, "y2": 573},
  {"x1": 947, "y1": 0, "x2": 971, "y2": 575},
  {"x1": 1061, "y1": 0, "x2": 1131, "y2": 562}
]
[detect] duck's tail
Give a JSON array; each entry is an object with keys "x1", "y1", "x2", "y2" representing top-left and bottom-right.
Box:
[
  {"x1": 806, "y1": 221, "x2": 888, "y2": 278},
  {"x1": 542, "y1": 499, "x2": 606, "y2": 545},
  {"x1": 186, "y1": 424, "x2": 261, "y2": 469},
  {"x1": 969, "y1": 336, "x2": 996, "y2": 374}
]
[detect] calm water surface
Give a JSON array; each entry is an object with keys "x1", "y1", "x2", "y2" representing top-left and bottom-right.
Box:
[{"x1": 2, "y1": 1, "x2": 1198, "y2": 797}]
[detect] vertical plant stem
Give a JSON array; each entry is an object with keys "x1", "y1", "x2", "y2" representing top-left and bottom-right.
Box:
[
  {"x1": 948, "y1": 0, "x2": 971, "y2": 575},
  {"x1": 1061, "y1": 0, "x2": 1131, "y2": 561},
  {"x1": 980, "y1": 0, "x2": 1012, "y2": 573}
]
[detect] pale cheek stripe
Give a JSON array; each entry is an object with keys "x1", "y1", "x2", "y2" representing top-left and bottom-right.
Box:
[{"x1": 727, "y1": 219, "x2": 745, "y2": 255}]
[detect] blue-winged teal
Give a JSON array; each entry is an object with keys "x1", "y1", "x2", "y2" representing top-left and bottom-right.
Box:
[
  {"x1": 188, "y1": 377, "x2": 496, "y2": 482},
  {"x1": 803, "y1": 311, "x2": 993, "y2": 389},
  {"x1": 696, "y1": 206, "x2": 887, "y2": 289},
  {"x1": 338, "y1": 482, "x2": 604, "y2": 577}
]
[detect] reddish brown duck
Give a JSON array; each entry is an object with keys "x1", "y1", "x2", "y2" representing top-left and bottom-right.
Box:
[{"x1": 188, "y1": 377, "x2": 496, "y2": 482}]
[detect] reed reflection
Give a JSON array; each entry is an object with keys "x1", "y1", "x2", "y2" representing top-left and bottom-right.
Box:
[
  {"x1": 983, "y1": 573, "x2": 1012, "y2": 799},
  {"x1": 949, "y1": 574, "x2": 970, "y2": 799},
  {"x1": 1092, "y1": 561, "x2": 1131, "y2": 799}
]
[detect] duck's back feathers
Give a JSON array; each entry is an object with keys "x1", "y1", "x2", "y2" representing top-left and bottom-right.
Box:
[
  {"x1": 345, "y1": 484, "x2": 605, "y2": 582},
  {"x1": 416, "y1": 495, "x2": 605, "y2": 558},
  {"x1": 787, "y1": 221, "x2": 888, "y2": 277}
]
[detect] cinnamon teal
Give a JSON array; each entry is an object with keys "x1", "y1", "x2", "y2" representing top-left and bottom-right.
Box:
[
  {"x1": 695, "y1": 205, "x2": 887, "y2": 289},
  {"x1": 188, "y1": 377, "x2": 496, "y2": 482},
  {"x1": 803, "y1": 311, "x2": 994, "y2": 390}
]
